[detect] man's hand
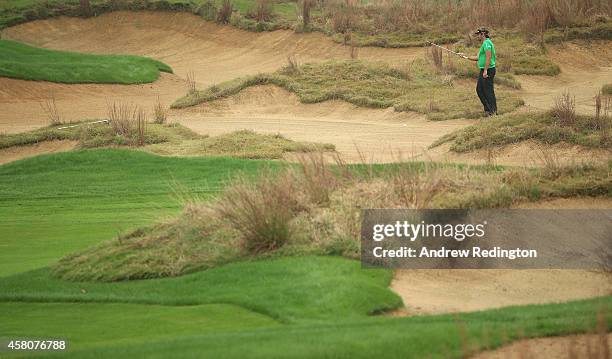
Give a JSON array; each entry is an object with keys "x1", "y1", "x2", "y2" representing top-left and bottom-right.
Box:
[{"x1": 483, "y1": 69, "x2": 488, "y2": 78}]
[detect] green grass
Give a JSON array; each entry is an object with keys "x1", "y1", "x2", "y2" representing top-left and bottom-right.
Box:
[
  {"x1": 431, "y1": 110, "x2": 612, "y2": 152},
  {"x1": 0, "y1": 40, "x2": 172, "y2": 84},
  {"x1": 0, "y1": 149, "x2": 280, "y2": 276},
  {"x1": 0, "y1": 302, "x2": 279, "y2": 350},
  {"x1": 0, "y1": 257, "x2": 401, "y2": 323},
  {"x1": 172, "y1": 59, "x2": 524, "y2": 120},
  {"x1": 603, "y1": 83, "x2": 612, "y2": 95}
]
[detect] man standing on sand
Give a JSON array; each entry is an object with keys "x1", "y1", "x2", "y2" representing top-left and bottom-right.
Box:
[{"x1": 461, "y1": 27, "x2": 497, "y2": 116}]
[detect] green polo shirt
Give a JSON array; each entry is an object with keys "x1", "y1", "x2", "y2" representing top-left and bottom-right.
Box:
[{"x1": 478, "y1": 38, "x2": 496, "y2": 69}]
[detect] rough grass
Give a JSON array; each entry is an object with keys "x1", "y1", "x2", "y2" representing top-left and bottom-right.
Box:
[
  {"x1": 431, "y1": 110, "x2": 612, "y2": 152},
  {"x1": 603, "y1": 83, "x2": 612, "y2": 95},
  {"x1": 0, "y1": 39, "x2": 172, "y2": 84},
  {"x1": 172, "y1": 59, "x2": 524, "y2": 120},
  {"x1": 0, "y1": 123, "x2": 334, "y2": 159},
  {"x1": 146, "y1": 129, "x2": 335, "y2": 159},
  {"x1": 52, "y1": 157, "x2": 611, "y2": 281}
]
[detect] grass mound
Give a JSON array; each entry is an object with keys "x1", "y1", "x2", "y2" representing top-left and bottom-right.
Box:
[
  {"x1": 3, "y1": 256, "x2": 401, "y2": 322},
  {"x1": 431, "y1": 111, "x2": 612, "y2": 152},
  {"x1": 0, "y1": 39, "x2": 172, "y2": 84},
  {"x1": 1, "y1": 123, "x2": 334, "y2": 159},
  {"x1": 146, "y1": 129, "x2": 335, "y2": 159},
  {"x1": 52, "y1": 156, "x2": 611, "y2": 282},
  {"x1": 173, "y1": 59, "x2": 524, "y2": 120}
]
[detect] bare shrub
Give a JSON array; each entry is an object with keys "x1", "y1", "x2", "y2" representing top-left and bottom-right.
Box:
[
  {"x1": 216, "y1": 171, "x2": 302, "y2": 254},
  {"x1": 40, "y1": 94, "x2": 62, "y2": 126},
  {"x1": 217, "y1": 0, "x2": 233, "y2": 24},
  {"x1": 153, "y1": 96, "x2": 167, "y2": 124},
  {"x1": 248, "y1": 0, "x2": 273, "y2": 22},
  {"x1": 185, "y1": 71, "x2": 197, "y2": 94},
  {"x1": 551, "y1": 91, "x2": 576, "y2": 126}
]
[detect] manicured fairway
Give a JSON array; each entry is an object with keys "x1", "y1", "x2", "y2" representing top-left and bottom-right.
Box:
[
  {"x1": 0, "y1": 302, "x2": 279, "y2": 350},
  {"x1": 0, "y1": 40, "x2": 172, "y2": 84},
  {"x1": 0, "y1": 149, "x2": 278, "y2": 275}
]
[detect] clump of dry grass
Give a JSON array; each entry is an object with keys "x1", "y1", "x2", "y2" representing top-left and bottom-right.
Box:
[
  {"x1": 247, "y1": 0, "x2": 273, "y2": 22},
  {"x1": 185, "y1": 71, "x2": 197, "y2": 94},
  {"x1": 106, "y1": 102, "x2": 148, "y2": 146},
  {"x1": 40, "y1": 94, "x2": 62, "y2": 126},
  {"x1": 153, "y1": 96, "x2": 167, "y2": 124},
  {"x1": 216, "y1": 170, "x2": 304, "y2": 254},
  {"x1": 284, "y1": 55, "x2": 300, "y2": 75},
  {"x1": 552, "y1": 91, "x2": 577, "y2": 126}
]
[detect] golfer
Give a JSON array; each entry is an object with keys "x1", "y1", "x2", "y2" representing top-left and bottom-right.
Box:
[{"x1": 461, "y1": 27, "x2": 497, "y2": 116}]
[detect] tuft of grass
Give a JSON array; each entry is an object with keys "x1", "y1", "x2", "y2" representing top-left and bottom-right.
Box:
[
  {"x1": 603, "y1": 84, "x2": 612, "y2": 95},
  {"x1": 40, "y1": 94, "x2": 63, "y2": 126},
  {"x1": 152, "y1": 96, "x2": 168, "y2": 124},
  {"x1": 172, "y1": 59, "x2": 524, "y2": 120},
  {"x1": 0, "y1": 39, "x2": 172, "y2": 84},
  {"x1": 432, "y1": 110, "x2": 612, "y2": 152},
  {"x1": 552, "y1": 91, "x2": 577, "y2": 126}
]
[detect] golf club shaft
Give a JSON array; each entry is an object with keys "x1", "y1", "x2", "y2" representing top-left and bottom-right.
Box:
[{"x1": 427, "y1": 41, "x2": 468, "y2": 59}]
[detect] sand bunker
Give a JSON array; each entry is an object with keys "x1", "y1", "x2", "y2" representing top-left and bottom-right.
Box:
[
  {"x1": 390, "y1": 197, "x2": 612, "y2": 315},
  {"x1": 391, "y1": 269, "x2": 611, "y2": 315},
  {"x1": 0, "y1": 140, "x2": 78, "y2": 165},
  {"x1": 170, "y1": 85, "x2": 471, "y2": 162},
  {"x1": 1, "y1": 12, "x2": 610, "y2": 163},
  {"x1": 0, "y1": 11, "x2": 422, "y2": 134},
  {"x1": 472, "y1": 333, "x2": 611, "y2": 359}
]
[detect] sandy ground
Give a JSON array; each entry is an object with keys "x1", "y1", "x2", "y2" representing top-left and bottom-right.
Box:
[
  {"x1": 390, "y1": 197, "x2": 612, "y2": 316},
  {"x1": 0, "y1": 12, "x2": 610, "y2": 164},
  {"x1": 0, "y1": 11, "x2": 422, "y2": 134},
  {"x1": 171, "y1": 85, "x2": 471, "y2": 162},
  {"x1": 391, "y1": 269, "x2": 611, "y2": 315},
  {"x1": 472, "y1": 333, "x2": 611, "y2": 359},
  {"x1": 0, "y1": 140, "x2": 78, "y2": 165}
]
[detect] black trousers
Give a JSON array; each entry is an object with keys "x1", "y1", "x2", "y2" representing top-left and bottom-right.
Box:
[{"x1": 476, "y1": 67, "x2": 497, "y2": 115}]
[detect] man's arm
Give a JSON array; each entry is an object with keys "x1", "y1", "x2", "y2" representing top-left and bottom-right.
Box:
[{"x1": 483, "y1": 50, "x2": 491, "y2": 78}]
